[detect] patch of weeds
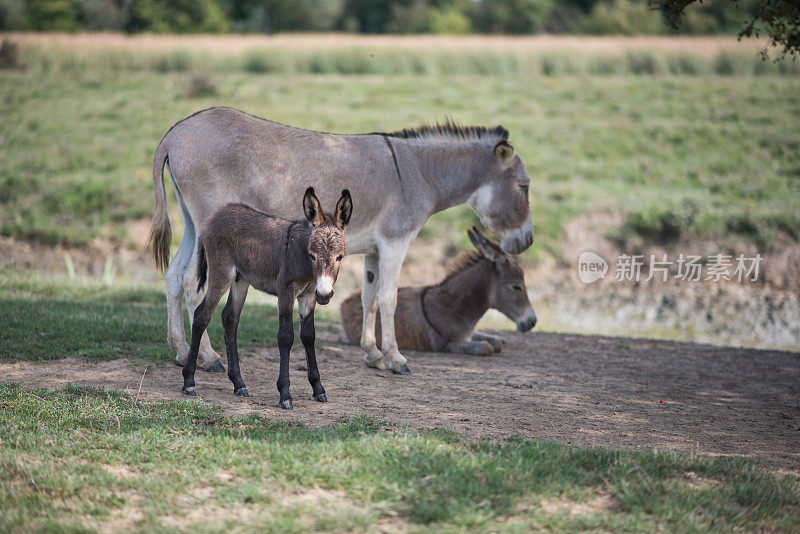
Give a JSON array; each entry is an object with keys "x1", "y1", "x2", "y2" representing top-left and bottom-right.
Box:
[
  {"x1": 182, "y1": 74, "x2": 218, "y2": 98},
  {"x1": 0, "y1": 39, "x2": 20, "y2": 69}
]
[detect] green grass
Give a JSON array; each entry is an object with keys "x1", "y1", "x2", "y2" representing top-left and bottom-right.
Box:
[
  {"x1": 0, "y1": 269, "x2": 280, "y2": 362},
  {"x1": 2, "y1": 65, "x2": 799, "y2": 261},
  {"x1": 1, "y1": 383, "x2": 798, "y2": 532}
]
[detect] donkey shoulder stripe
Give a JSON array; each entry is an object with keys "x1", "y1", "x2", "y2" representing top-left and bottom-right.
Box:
[{"x1": 381, "y1": 134, "x2": 405, "y2": 197}]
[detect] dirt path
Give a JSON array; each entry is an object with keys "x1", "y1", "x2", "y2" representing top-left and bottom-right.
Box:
[{"x1": 3, "y1": 329, "x2": 799, "y2": 472}]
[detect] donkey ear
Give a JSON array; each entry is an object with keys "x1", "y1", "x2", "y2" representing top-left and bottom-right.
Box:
[
  {"x1": 493, "y1": 139, "x2": 515, "y2": 164},
  {"x1": 333, "y1": 189, "x2": 353, "y2": 230},
  {"x1": 303, "y1": 187, "x2": 325, "y2": 227},
  {"x1": 467, "y1": 226, "x2": 499, "y2": 261}
]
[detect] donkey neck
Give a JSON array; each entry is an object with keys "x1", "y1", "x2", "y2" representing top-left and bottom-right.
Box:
[
  {"x1": 283, "y1": 221, "x2": 314, "y2": 281},
  {"x1": 407, "y1": 141, "x2": 496, "y2": 213},
  {"x1": 426, "y1": 258, "x2": 494, "y2": 328}
]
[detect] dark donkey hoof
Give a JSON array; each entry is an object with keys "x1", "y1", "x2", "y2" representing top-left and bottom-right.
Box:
[
  {"x1": 279, "y1": 399, "x2": 294, "y2": 410},
  {"x1": 235, "y1": 388, "x2": 249, "y2": 397},
  {"x1": 181, "y1": 386, "x2": 196, "y2": 396},
  {"x1": 203, "y1": 360, "x2": 227, "y2": 373},
  {"x1": 390, "y1": 363, "x2": 412, "y2": 375},
  {"x1": 314, "y1": 392, "x2": 328, "y2": 403}
]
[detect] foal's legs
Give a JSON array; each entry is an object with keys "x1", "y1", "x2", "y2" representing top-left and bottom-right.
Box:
[
  {"x1": 221, "y1": 279, "x2": 250, "y2": 396},
  {"x1": 275, "y1": 290, "x2": 295, "y2": 410},
  {"x1": 182, "y1": 277, "x2": 230, "y2": 395},
  {"x1": 297, "y1": 292, "x2": 326, "y2": 402},
  {"x1": 445, "y1": 339, "x2": 495, "y2": 356},
  {"x1": 377, "y1": 240, "x2": 412, "y2": 374},
  {"x1": 470, "y1": 331, "x2": 505, "y2": 352},
  {"x1": 360, "y1": 255, "x2": 385, "y2": 369},
  {"x1": 182, "y1": 247, "x2": 226, "y2": 373}
]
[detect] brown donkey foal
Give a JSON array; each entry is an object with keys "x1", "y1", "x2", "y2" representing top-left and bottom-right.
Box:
[
  {"x1": 183, "y1": 188, "x2": 352, "y2": 410},
  {"x1": 341, "y1": 228, "x2": 536, "y2": 355}
]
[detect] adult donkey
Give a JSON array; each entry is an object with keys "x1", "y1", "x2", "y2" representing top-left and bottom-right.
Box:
[{"x1": 149, "y1": 107, "x2": 533, "y2": 374}]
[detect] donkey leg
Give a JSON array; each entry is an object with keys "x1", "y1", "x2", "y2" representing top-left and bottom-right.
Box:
[
  {"x1": 221, "y1": 280, "x2": 250, "y2": 396},
  {"x1": 183, "y1": 249, "x2": 225, "y2": 373},
  {"x1": 276, "y1": 292, "x2": 295, "y2": 410},
  {"x1": 377, "y1": 242, "x2": 412, "y2": 375},
  {"x1": 359, "y1": 255, "x2": 385, "y2": 369},
  {"x1": 183, "y1": 273, "x2": 230, "y2": 395},
  {"x1": 298, "y1": 292, "x2": 326, "y2": 402},
  {"x1": 471, "y1": 330, "x2": 505, "y2": 352},
  {"x1": 166, "y1": 226, "x2": 195, "y2": 366},
  {"x1": 445, "y1": 340, "x2": 495, "y2": 356}
]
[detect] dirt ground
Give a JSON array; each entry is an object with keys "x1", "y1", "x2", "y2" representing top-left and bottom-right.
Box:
[{"x1": 3, "y1": 327, "x2": 798, "y2": 473}]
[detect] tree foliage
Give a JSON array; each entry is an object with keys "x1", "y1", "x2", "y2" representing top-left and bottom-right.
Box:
[
  {"x1": 5, "y1": 0, "x2": 797, "y2": 48},
  {"x1": 654, "y1": 0, "x2": 800, "y2": 58}
]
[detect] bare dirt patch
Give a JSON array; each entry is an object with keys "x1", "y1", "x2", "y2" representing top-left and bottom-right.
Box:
[{"x1": 2, "y1": 328, "x2": 798, "y2": 472}]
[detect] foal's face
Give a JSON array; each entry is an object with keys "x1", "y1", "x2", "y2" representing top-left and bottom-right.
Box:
[
  {"x1": 468, "y1": 227, "x2": 536, "y2": 332},
  {"x1": 308, "y1": 223, "x2": 347, "y2": 305},
  {"x1": 490, "y1": 257, "x2": 537, "y2": 332},
  {"x1": 303, "y1": 187, "x2": 353, "y2": 305}
]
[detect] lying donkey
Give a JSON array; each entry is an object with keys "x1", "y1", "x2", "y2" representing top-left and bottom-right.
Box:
[
  {"x1": 183, "y1": 187, "x2": 352, "y2": 410},
  {"x1": 340, "y1": 228, "x2": 536, "y2": 355}
]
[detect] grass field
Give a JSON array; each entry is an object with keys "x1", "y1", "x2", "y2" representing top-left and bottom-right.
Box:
[
  {"x1": 1, "y1": 34, "x2": 799, "y2": 262},
  {"x1": 2, "y1": 382, "x2": 798, "y2": 532}
]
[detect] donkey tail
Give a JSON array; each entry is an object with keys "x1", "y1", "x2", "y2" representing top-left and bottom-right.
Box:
[
  {"x1": 147, "y1": 137, "x2": 171, "y2": 272},
  {"x1": 196, "y1": 243, "x2": 208, "y2": 292}
]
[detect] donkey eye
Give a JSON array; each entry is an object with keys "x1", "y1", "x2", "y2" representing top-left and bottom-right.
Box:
[
  {"x1": 336, "y1": 255, "x2": 343, "y2": 262},
  {"x1": 512, "y1": 284, "x2": 523, "y2": 292},
  {"x1": 309, "y1": 253, "x2": 316, "y2": 262},
  {"x1": 519, "y1": 185, "x2": 529, "y2": 196}
]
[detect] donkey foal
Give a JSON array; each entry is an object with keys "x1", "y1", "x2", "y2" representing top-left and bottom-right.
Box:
[{"x1": 183, "y1": 188, "x2": 352, "y2": 410}]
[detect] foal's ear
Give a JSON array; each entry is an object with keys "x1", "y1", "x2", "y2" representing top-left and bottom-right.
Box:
[
  {"x1": 303, "y1": 187, "x2": 325, "y2": 227},
  {"x1": 493, "y1": 139, "x2": 515, "y2": 164},
  {"x1": 333, "y1": 189, "x2": 353, "y2": 230},
  {"x1": 467, "y1": 226, "x2": 500, "y2": 261}
]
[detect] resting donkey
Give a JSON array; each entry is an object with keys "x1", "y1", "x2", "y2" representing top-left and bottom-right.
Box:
[
  {"x1": 182, "y1": 187, "x2": 352, "y2": 410},
  {"x1": 149, "y1": 108, "x2": 533, "y2": 375},
  {"x1": 341, "y1": 228, "x2": 536, "y2": 354}
]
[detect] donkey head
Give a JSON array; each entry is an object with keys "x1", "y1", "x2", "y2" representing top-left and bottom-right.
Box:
[
  {"x1": 303, "y1": 187, "x2": 352, "y2": 305},
  {"x1": 468, "y1": 227, "x2": 537, "y2": 332},
  {"x1": 470, "y1": 139, "x2": 534, "y2": 255}
]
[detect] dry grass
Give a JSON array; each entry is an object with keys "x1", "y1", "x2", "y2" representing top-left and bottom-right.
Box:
[
  {"x1": 5, "y1": 32, "x2": 792, "y2": 76},
  {"x1": 5, "y1": 32, "x2": 766, "y2": 56}
]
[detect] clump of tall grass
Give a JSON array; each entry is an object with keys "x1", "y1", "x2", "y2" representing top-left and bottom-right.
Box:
[
  {"x1": 0, "y1": 39, "x2": 20, "y2": 69},
  {"x1": 8, "y1": 34, "x2": 800, "y2": 77},
  {"x1": 182, "y1": 74, "x2": 217, "y2": 98}
]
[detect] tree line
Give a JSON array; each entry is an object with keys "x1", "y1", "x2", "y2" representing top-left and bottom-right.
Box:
[{"x1": 0, "y1": 0, "x2": 766, "y2": 36}]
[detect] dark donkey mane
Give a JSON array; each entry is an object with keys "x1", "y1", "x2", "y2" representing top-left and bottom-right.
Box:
[{"x1": 384, "y1": 117, "x2": 509, "y2": 142}]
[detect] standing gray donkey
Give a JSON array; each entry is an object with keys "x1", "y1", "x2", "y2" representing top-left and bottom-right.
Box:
[
  {"x1": 184, "y1": 188, "x2": 352, "y2": 409},
  {"x1": 149, "y1": 108, "x2": 533, "y2": 375}
]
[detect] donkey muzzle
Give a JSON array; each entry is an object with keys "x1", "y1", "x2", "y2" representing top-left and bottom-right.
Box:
[
  {"x1": 516, "y1": 308, "x2": 537, "y2": 332},
  {"x1": 501, "y1": 217, "x2": 534, "y2": 255},
  {"x1": 315, "y1": 275, "x2": 334, "y2": 305}
]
